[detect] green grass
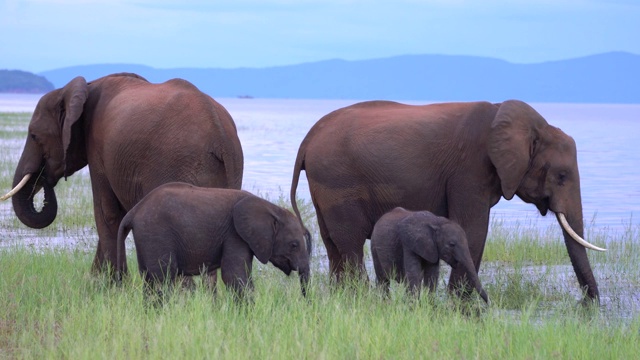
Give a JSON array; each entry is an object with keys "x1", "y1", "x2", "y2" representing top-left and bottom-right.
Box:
[
  {"x1": 1, "y1": 111, "x2": 639, "y2": 358},
  {"x1": 1, "y1": 246, "x2": 638, "y2": 359},
  {"x1": 0, "y1": 113, "x2": 29, "y2": 191},
  {"x1": 483, "y1": 217, "x2": 569, "y2": 264}
]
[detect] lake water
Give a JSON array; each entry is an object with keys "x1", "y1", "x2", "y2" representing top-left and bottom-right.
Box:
[{"x1": 1, "y1": 94, "x2": 638, "y2": 236}]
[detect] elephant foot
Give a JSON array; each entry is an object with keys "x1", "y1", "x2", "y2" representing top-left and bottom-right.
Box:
[
  {"x1": 447, "y1": 281, "x2": 475, "y2": 300},
  {"x1": 91, "y1": 258, "x2": 127, "y2": 287},
  {"x1": 578, "y1": 295, "x2": 600, "y2": 308}
]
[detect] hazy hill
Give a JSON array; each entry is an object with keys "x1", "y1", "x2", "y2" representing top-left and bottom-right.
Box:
[
  {"x1": 0, "y1": 70, "x2": 54, "y2": 93},
  {"x1": 39, "y1": 52, "x2": 640, "y2": 103}
]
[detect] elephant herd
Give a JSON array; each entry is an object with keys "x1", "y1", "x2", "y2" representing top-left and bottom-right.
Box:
[{"x1": 2, "y1": 72, "x2": 606, "y2": 304}]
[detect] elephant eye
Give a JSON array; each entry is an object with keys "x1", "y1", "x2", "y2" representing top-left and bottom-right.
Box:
[
  {"x1": 557, "y1": 172, "x2": 567, "y2": 186},
  {"x1": 290, "y1": 241, "x2": 299, "y2": 250}
]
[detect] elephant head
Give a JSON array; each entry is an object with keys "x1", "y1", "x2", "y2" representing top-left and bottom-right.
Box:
[
  {"x1": 232, "y1": 196, "x2": 311, "y2": 296},
  {"x1": 488, "y1": 100, "x2": 604, "y2": 302},
  {"x1": 400, "y1": 215, "x2": 490, "y2": 304},
  {"x1": 1, "y1": 77, "x2": 89, "y2": 228}
]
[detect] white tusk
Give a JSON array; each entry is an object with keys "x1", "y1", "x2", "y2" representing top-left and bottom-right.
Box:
[
  {"x1": 557, "y1": 213, "x2": 607, "y2": 252},
  {"x1": 0, "y1": 174, "x2": 32, "y2": 201}
]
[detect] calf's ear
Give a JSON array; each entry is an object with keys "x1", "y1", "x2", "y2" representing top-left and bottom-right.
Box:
[
  {"x1": 233, "y1": 196, "x2": 276, "y2": 264},
  {"x1": 398, "y1": 218, "x2": 439, "y2": 264}
]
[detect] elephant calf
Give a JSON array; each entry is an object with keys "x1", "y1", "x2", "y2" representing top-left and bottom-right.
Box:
[
  {"x1": 371, "y1": 207, "x2": 489, "y2": 304},
  {"x1": 116, "y1": 182, "x2": 311, "y2": 298}
]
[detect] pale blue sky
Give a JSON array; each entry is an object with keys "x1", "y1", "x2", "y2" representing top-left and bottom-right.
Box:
[{"x1": 1, "y1": 0, "x2": 638, "y2": 73}]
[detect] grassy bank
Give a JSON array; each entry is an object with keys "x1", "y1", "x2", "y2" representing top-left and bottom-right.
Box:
[{"x1": 1, "y1": 246, "x2": 639, "y2": 359}]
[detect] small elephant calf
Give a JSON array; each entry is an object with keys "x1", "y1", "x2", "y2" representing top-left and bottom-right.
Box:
[
  {"x1": 116, "y1": 182, "x2": 311, "y2": 298},
  {"x1": 371, "y1": 207, "x2": 489, "y2": 303}
]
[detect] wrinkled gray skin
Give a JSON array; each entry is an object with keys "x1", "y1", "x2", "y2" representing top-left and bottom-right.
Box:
[
  {"x1": 290, "y1": 99, "x2": 599, "y2": 304},
  {"x1": 371, "y1": 208, "x2": 489, "y2": 304},
  {"x1": 6, "y1": 73, "x2": 243, "y2": 274},
  {"x1": 117, "y1": 183, "x2": 311, "y2": 298}
]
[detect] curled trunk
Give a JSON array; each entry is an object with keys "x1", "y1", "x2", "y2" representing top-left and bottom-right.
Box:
[{"x1": 11, "y1": 172, "x2": 58, "y2": 229}]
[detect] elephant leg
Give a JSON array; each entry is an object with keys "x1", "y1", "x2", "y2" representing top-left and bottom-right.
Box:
[
  {"x1": 339, "y1": 249, "x2": 367, "y2": 284},
  {"x1": 221, "y1": 263, "x2": 252, "y2": 300},
  {"x1": 403, "y1": 250, "x2": 424, "y2": 296},
  {"x1": 376, "y1": 276, "x2": 391, "y2": 296},
  {"x1": 91, "y1": 186, "x2": 126, "y2": 276},
  {"x1": 145, "y1": 252, "x2": 178, "y2": 283},
  {"x1": 446, "y1": 193, "x2": 491, "y2": 298},
  {"x1": 143, "y1": 252, "x2": 178, "y2": 305},
  {"x1": 372, "y1": 249, "x2": 391, "y2": 295},
  {"x1": 423, "y1": 263, "x2": 440, "y2": 294},
  {"x1": 220, "y1": 247, "x2": 253, "y2": 300},
  {"x1": 317, "y1": 203, "x2": 369, "y2": 283},
  {"x1": 316, "y1": 210, "x2": 345, "y2": 279}
]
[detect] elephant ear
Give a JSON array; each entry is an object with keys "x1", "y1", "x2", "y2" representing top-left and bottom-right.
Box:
[
  {"x1": 488, "y1": 100, "x2": 547, "y2": 200},
  {"x1": 60, "y1": 76, "x2": 89, "y2": 177},
  {"x1": 398, "y1": 216, "x2": 439, "y2": 264},
  {"x1": 232, "y1": 196, "x2": 277, "y2": 264}
]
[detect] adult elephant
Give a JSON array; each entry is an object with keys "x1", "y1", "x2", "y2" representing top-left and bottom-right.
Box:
[
  {"x1": 1, "y1": 73, "x2": 244, "y2": 274},
  {"x1": 290, "y1": 99, "x2": 605, "y2": 304}
]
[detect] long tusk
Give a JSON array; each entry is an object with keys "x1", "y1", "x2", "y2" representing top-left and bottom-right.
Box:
[
  {"x1": 0, "y1": 174, "x2": 32, "y2": 201},
  {"x1": 557, "y1": 213, "x2": 607, "y2": 252}
]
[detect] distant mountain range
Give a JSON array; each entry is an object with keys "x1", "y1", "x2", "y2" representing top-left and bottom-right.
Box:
[
  {"x1": 34, "y1": 52, "x2": 640, "y2": 103},
  {"x1": 0, "y1": 70, "x2": 54, "y2": 93}
]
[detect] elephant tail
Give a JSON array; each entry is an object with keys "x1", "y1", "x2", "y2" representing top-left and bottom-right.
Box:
[
  {"x1": 210, "y1": 99, "x2": 244, "y2": 190},
  {"x1": 116, "y1": 211, "x2": 134, "y2": 283},
  {"x1": 290, "y1": 144, "x2": 313, "y2": 256},
  {"x1": 223, "y1": 148, "x2": 244, "y2": 190},
  {"x1": 290, "y1": 144, "x2": 306, "y2": 224}
]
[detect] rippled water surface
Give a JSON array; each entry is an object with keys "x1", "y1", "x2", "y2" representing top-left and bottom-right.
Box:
[
  {"x1": 2, "y1": 95, "x2": 638, "y2": 232},
  {"x1": 221, "y1": 98, "x2": 640, "y2": 232}
]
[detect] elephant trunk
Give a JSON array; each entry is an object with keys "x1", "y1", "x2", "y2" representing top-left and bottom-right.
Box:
[
  {"x1": 478, "y1": 287, "x2": 490, "y2": 305},
  {"x1": 11, "y1": 170, "x2": 58, "y2": 229},
  {"x1": 555, "y1": 211, "x2": 600, "y2": 304},
  {"x1": 460, "y1": 255, "x2": 490, "y2": 305},
  {"x1": 298, "y1": 265, "x2": 310, "y2": 297}
]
